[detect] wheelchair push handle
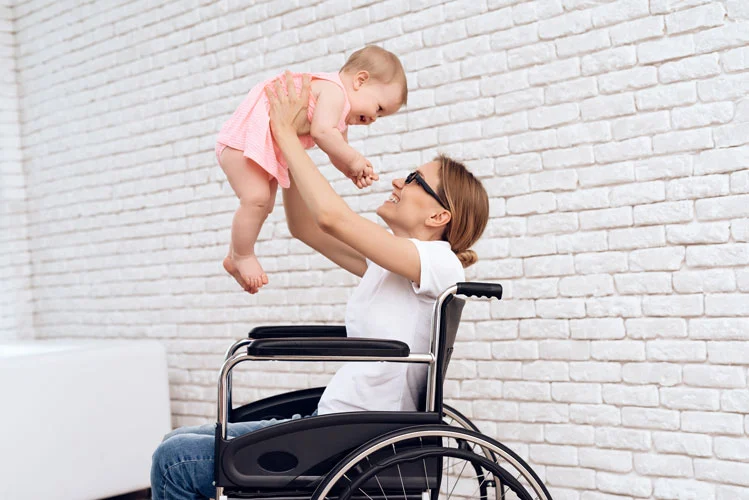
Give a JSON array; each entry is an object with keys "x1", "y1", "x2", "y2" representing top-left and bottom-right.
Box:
[{"x1": 456, "y1": 282, "x2": 503, "y2": 300}]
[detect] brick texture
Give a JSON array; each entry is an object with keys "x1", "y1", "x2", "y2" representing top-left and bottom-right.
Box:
[
  {"x1": 0, "y1": 0, "x2": 31, "y2": 340},
  {"x1": 2, "y1": 0, "x2": 748, "y2": 496}
]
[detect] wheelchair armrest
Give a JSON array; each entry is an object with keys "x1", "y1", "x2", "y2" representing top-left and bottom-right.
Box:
[
  {"x1": 248, "y1": 325, "x2": 347, "y2": 339},
  {"x1": 246, "y1": 337, "x2": 410, "y2": 357}
]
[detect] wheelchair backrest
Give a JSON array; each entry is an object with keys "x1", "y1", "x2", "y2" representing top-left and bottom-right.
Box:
[
  {"x1": 418, "y1": 295, "x2": 465, "y2": 414},
  {"x1": 439, "y1": 295, "x2": 465, "y2": 381}
]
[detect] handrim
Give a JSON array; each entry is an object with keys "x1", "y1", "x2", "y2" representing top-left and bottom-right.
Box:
[{"x1": 312, "y1": 425, "x2": 552, "y2": 500}]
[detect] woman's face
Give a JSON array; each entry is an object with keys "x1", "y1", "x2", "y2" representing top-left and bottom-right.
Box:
[{"x1": 377, "y1": 160, "x2": 445, "y2": 235}]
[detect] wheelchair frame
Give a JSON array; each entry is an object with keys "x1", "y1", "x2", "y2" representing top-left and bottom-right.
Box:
[{"x1": 213, "y1": 282, "x2": 552, "y2": 500}]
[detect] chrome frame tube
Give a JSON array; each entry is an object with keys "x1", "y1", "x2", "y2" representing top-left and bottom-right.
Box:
[
  {"x1": 217, "y1": 352, "x2": 434, "y2": 439},
  {"x1": 224, "y1": 338, "x2": 253, "y2": 411},
  {"x1": 223, "y1": 338, "x2": 253, "y2": 412},
  {"x1": 425, "y1": 284, "x2": 458, "y2": 413},
  {"x1": 224, "y1": 337, "x2": 253, "y2": 360}
]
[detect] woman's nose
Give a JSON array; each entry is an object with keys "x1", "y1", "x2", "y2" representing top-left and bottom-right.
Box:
[{"x1": 392, "y1": 177, "x2": 404, "y2": 188}]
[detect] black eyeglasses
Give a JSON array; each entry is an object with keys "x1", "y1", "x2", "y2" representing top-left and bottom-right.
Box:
[{"x1": 406, "y1": 171, "x2": 448, "y2": 209}]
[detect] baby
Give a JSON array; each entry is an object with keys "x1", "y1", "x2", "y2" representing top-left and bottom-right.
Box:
[{"x1": 216, "y1": 46, "x2": 408, "y2": 293}]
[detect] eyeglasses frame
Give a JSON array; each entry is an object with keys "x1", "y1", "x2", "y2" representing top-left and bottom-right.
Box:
[{"x1": 405, "y1": 171, "x2": 449, "y2": 210}]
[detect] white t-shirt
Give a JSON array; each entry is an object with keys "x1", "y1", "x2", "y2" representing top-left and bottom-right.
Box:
[{"x1": 317, "y1": 239, "x2": 465, "y2": 415}]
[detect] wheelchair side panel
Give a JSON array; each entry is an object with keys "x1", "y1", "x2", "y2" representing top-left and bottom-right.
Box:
[{"x1": 216, "y1": 412, "x2": 440, "y2": 491}]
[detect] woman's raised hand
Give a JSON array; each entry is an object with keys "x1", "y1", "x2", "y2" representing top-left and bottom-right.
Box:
[{"x1": 266, "y1": 71, "x2": 311, "y2": 138}]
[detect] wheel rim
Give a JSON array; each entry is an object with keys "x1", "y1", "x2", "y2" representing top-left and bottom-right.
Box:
[
  {"x1": 442, "y1": 406, "x2": 500, "y2": 500},
  {"x1": 337, "y1": 445, "x2": 534, "y2": 500},
  {"x1": 313, "y1": 426, "x2": 551, "y2": 500}
]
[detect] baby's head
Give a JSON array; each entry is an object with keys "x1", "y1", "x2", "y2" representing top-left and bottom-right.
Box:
[{"x1": 339, "y1": 46, "x2": 408, "y2": 126}]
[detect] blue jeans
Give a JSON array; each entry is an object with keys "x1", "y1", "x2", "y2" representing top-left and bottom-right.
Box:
[{"x1": 151, "y1": 415, "x2": 304, "y2": 500}]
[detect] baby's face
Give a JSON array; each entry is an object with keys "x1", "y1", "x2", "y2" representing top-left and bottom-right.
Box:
[{"x1": 346, "y1": 82, "x2": 403, "y2": 126}]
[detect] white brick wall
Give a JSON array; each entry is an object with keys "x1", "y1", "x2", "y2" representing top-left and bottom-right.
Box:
[
  {"x1": 0, "y1": 0, "x2": 31, "y2": 340},
  {"x1": 3, "y1": 0, "x2": 748, "y2": 497}
]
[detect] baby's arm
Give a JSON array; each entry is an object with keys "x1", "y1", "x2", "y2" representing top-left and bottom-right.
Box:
[
  {"x1": 327, "y1": 129, "x2": 376, "y2": 187},
  {"x1": 328, "y1": 129, "x2": 349, "y2": 171},
  {"x1": 309, "y1": 82, "x2": 371, "y2": 180},
  {"x1": 328, "y1": 129, "x2": 351, "y2": 174}
]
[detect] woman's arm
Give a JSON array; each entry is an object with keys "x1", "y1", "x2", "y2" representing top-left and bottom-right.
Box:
[
  {"x1": 283, "y1": 172, "x2": 367, "y2": 277},
  {"x1": 268, "y1": 73, "x2": 423, "y2": 285}
]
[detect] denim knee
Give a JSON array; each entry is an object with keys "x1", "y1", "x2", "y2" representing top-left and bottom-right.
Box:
[{"x1": 151, "y1": 433, "x2": 215, "y2": 500}]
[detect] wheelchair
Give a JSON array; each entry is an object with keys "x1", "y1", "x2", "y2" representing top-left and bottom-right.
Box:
[{"x1": 215, "y1": 282, "x2": 553, "y2": 500}]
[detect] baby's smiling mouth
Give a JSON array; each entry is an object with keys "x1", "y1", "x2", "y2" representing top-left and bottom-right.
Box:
[{"x1": 348, "y1": 114, "x2": 366, "y2": 125}]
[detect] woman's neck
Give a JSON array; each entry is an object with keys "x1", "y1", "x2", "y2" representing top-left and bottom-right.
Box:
[{"x1": 391, "y1": 225, "x2": 445, "y2": 242}]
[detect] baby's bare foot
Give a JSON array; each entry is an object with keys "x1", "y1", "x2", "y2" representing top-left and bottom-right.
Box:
[
  {"x1": 223, "y1": 255, "x2": 252, "y2": 293},
  {"x1": 233, "y1": 254, "x2": 268, "y2": 293}
]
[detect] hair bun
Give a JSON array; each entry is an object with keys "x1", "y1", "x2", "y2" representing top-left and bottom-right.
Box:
[{"x1": 456, "y1": 249, "x2": 478, "y2": 268}]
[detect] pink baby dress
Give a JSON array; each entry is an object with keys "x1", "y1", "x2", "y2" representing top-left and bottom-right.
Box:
[{"x1": 216, "y1": 72, "x2": 351, "y2": 189}]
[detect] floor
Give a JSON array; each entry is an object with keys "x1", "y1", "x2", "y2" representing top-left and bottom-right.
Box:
[{"x1": 102, "y1": 489, "x2": 151, "y2": 500}]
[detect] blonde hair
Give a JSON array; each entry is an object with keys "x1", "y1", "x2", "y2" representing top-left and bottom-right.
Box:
[
  {"x1": 341, "y1": 45, "x2": 408, "y2": 106},
  {"x1": 435, "y1": 154, "x2": 489, "y2": 268}
]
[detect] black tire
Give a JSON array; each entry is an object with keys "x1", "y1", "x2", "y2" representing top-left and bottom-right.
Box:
[
  {"x1": 442, "y1": 405, "x2": 490, "y2": 500},
  {"x1": 444, "y1": 404, "x2": 509, "y2": 500},
  {"x1": 312, "y1": 424, "x2": 553, "y2": 500}
]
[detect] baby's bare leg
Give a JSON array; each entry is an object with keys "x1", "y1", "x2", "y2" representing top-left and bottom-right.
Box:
[{"x1": 219, "y1": 147, "x2": 274, "y2": 293}]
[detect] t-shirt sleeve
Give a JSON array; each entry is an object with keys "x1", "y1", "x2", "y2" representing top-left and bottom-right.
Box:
[{"x1": 409, "y1": 239, "x2": 465, "y2": 299}]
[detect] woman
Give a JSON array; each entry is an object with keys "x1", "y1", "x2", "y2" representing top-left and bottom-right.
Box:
[{"x1": 150, "y1": 72, "x2": 489, "y2": 499}]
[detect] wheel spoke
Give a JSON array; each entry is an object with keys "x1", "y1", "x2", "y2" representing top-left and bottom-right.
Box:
[
  {"x1": 366, "y1": 456, "x2": 388, "y2": 500},
  {"x1": 467, "y1": 472, "x2": 491, "y2": 499},
  {"x1": 357, "y1": 485, "x2": 375, "y2": 500},
  {"x1": 396, "y1": 463, "x2": 407, "y2": 500},
  {"x1": 442, "y1": 460, "x2": 479, "y2": 472},
  {"x1": 420, "y1": 437, "x2": 430, "y2": 492},
  {"x1": 391, "y1": 444, "x2": 408, "y2": 500},
  {"x1": 316, "y1": 428, "x2": 549, "y2": 500},
  {"x1": 445, "y1": 458, "x2": 469, "y2": 500},
  {"x1": 345, "y1": 469, "x2": 376, "y2": 500},
  {"x1": 445, "y1": 454, "x2": 450, "y2": 499}
]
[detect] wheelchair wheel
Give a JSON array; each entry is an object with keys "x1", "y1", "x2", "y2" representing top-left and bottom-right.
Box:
[
  {"x1": 442, "y1": 405, "x2": 501, "y2": 500},
  {"x1": 312, "y1": 424, "x2": 552, "y2": 500}
]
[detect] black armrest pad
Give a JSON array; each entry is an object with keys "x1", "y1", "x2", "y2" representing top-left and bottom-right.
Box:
[
  {"x1": 247, "y1": 337, "x2": 410, "y2": 357},
  {"x1": 248, "y1": 325, "x2": 347, "y2": 339}
]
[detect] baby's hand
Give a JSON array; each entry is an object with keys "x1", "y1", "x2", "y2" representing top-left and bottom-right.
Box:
[
  {"x1": 348, "y1": 153, "x2": 372, "y2": 179},
  {"x1": 350, "y1": 163, "x2": 379, "y2": 189}
]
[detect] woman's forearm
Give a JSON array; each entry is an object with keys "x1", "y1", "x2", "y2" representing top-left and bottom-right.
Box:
[
  {"x1": 275, "y1": 127, "x2": 352, "y2": 229},
  {"x1": 283, "y1": 173, "x2": 319, "y2": 243}
]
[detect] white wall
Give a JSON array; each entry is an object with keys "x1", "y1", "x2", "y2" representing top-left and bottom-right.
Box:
[
  {"x1": 6, "y1": 0, "x2": 749, "y2": 497},
  {"x1": 0, "y1": 0, "x2": 32, "y2": 340}
]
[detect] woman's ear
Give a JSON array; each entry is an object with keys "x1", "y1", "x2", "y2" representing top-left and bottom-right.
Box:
[
  {"x1": 426, "y1": 209, "x2": 451, "y2": 229},
  {"x1": 353, "y1": 70, "x2": 370, "y2": 90}
]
